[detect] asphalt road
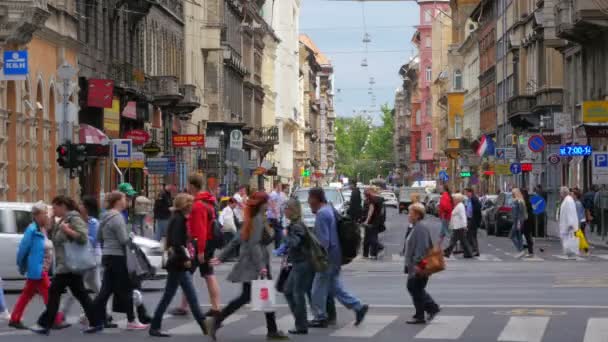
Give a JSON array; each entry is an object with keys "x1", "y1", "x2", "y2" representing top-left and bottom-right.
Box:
[{"x1": 2, "y1": 208, "x2": 608, "y2": 342}]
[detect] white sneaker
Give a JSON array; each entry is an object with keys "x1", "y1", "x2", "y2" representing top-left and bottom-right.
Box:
[
  {"x1": 0, "y1": 310, "x2": 10, "y2": 321},
  {"x1": 127, "y1": 320, "x2": 149, "y2": 330},
  {"x1": 515, "y1": 251, "x2": 526, "y2": 259}
]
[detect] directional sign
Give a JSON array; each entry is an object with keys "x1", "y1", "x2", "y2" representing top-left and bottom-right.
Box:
[
  {"x1": 528, "y1": 135, "x2": 546, "y2": 153},
  {"x1": 510, "y1": 162, "x2": 521, "y2": 175},
  {"x1": 111, "y1": 139, "x2": 132, "y2": 159},
  {"x1": 530, "y1": 195, "x2": 546, "y2": 215},
  {"x1": 145, "y1": 156, "x2": 177, "y2": 175}
]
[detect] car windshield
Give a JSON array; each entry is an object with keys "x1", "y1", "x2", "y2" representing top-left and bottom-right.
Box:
[{"x1": 294, "y1": 189, "x2": 342, "y2": 205}]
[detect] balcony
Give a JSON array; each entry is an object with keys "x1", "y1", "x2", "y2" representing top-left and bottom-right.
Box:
[
  {"x1": 149, "y1": 76, "x2": 183, "y2": 107},
  {"x1": 555, "y1": 0, "x2": 608, "y2": 42},
  {"x1": 534, "y1": 88, "x2": 564, "y2": 109},
  {"x1": 508, "y1": 95, "x2": 536, "y2": 118},
  {"x1": 174, "y1": 84, "x2": 201, "y2": 121},
  {"x1": 0, "y1": 0, "x2": 50, "y2": 45}
]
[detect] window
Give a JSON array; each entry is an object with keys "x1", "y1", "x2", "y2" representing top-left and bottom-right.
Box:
[
  {"x1": 426, "y1": 99, "x2": 432, "y2": 116},
  {"x1": 426, "y1": 66, "x2": 432, "y2": 82},
  {"x1": 416, "y1": 109, "x2": 421, "y2": 125},
  {"x1": 453, "y1": 70, "x2": 462, "y2": 90},
  {"x1": 426, "y1": 133, "x2": 433, "y2": 150},
  {"x1": 425, "y1": 36, "x2": 431, "y2": 48},
  {"x1": 424, "y1": 10, "x2": 432, "y2": 23},
  {"x1": 454, "y1": 116, "x2": 463, "y2": 138}
]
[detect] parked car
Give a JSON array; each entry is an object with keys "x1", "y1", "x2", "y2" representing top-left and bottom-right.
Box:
[
  {"x1": 380, "y1": 191, "x2": 398, "y2": 208},
  {"x1": 0, "y1": 202, "x2": 164, "y2": 283},
  {"x1": 480, "y1": 195, "x2": 498, "y2": 230},
  {"x1": 293, "y1": 188, "x2": 346, "y2": 228},
  {"x1": 485, "y1": 193, "x2": 513, "y2": 236}
]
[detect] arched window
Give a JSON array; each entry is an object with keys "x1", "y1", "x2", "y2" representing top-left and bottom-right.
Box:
[
  {"x1": 454, "y1": 115, "x2": 463, "y2": 138},
  {"x1": 453, "y1": 69, "x2": 462, "y2": 90},
  {"x1": 426, "y1": 133, "x2": 433, "y2": 150}
]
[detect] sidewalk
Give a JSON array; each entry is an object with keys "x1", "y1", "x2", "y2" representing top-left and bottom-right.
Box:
[{"x1": 547, "y1": 218, "x2": 608, "y2": 249}]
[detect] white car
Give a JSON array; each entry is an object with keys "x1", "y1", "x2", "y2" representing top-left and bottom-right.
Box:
[
  {"x1": 380, "y1": 191, "x2": 399, "y2": 208},
  {"x1": 0, "y1": 202, "x2": 164, "y2": 285}
]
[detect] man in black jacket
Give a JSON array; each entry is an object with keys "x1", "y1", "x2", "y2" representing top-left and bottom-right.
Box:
[
  {"x1": 154, "y1": 184, "x2": 173, "y2": 241},
  {"x1": 465, "y1": 188, "x2": 482, "y2": 257},
  {"x1": 347, "y1": 180, "x2": 363, "y2": 221}
]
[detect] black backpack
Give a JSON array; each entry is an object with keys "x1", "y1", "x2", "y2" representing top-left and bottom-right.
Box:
[
  {"x1": 205, "y1": 204, "x2": 225, "y2": 250},
  {"x1": 333, "y1": 209, "x2": 361, "y2": 265}
]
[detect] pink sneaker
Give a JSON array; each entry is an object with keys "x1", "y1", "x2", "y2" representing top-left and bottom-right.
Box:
[{"x1": 127, "y1": 320, "x2": 149, "y2": 331}]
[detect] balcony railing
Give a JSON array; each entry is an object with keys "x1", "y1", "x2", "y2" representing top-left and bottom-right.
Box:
[
  {"x1": 507, "y1": 95, "x2": 536, "y2": 118},
  {"x1": 534, "y1": 88, "x2": 564, "y2": 108}
]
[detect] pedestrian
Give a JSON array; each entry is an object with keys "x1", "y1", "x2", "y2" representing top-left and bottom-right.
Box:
[
  {"x1": 464, "y1": 188, "x2": 481, "y2": 257},
  {"x1": 438, "y1": 184, "x2": 454, "y2": 245},
  {"x1": 282, "y1": 199, "x2": 314, "y2": 335},
  {"x1": 443, "y1": 193, "x2": 473, "y2": 258},
  {"x1": 0, "y1": 276, "x2": 8, "y2": 322},
  {"x1": 583, "y1": 185, "x2": 599, "y2": 233},
  {"x1": 521, "y1": 189, "x2": 535, "y2": 257},
  {"x1": 362, "y1": 186, "x2": 386, "y2": 260},
  {"x1": 170, "y1": 175, "x2": 222, "y2": 319},
  {"x1": 308, "y1": 187, "x2": 369, "y2": 329},
  {"x1": 9, "y1": 202, "x2": 63, "y2": 329},
  {"x1": 154, "y1": 185, "x2": 173, "y2": 242},
  {"x1": 56, "y1": 196, "x2": 112, "y2": 328},
  {"x1": 404, "y1": 203, "x2": 440, "y2": 325},
  {"x1": 149, "y1": 193, "x2": 207, "y2": 337},
  {"x1": 572, "y1": 188, "x2": 587, "y2": 237},
  {"x1": 134, "y1": 194, "x2": 152, "y2": 236},
  {"x1": 558, "y1": 186, "x2": 580, "y2": 257},
  {"x1": 89, "y1": 191, "x2": 149, "y2": 332},
  {"x1": 32, "y1": 196, "x2": 97, "y2": 335},
  {"x1": 117, "y1": 182, "x2": 137, "y2": 226},
  {"x1": 220, "y1": 198, "x2": 239, "y2": 245},
  {"x1": 206, "y1": 191, "x2": 288, "y2": 341},
  {"x1": 268, "y1": 182, "x2": 284, "y2": 249},
  {"x1": 510, "y1": 188, "x2": 527, "y2": 258},
  {"x1": 233, "y1": 185, "x2": 248, "y2": 225},
  {"x1": 347, "y1": 179, "x2": 363, "y2": 221}
]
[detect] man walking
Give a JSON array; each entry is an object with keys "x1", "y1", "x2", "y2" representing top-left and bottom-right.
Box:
[
  {"x1": 307, "y1": 188, "x2": 369, "y2": 328},
  {"x1": 268, "y1": 182, "x2": 283, "y2": 249},
  {"x1": 153, "y1": 185, "x2": 173, "y2": 241},
  {"x1": 558, "y1": 186, "x2": 579, "y2": 257},
  {"x1": 465, "y1": 188, "x2": 481, "y2": 257},
  {"x1": 347, "y1": 180, "x2": 363, "y2": 221}
]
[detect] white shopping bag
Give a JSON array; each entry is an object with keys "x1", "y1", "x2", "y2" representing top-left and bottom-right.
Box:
[
  {"x1": 563, "y1": 233, "x2": 580, "y2": 256},
  {"x1": 251, "y1": 279, "x2": 276, "y2": 312}
]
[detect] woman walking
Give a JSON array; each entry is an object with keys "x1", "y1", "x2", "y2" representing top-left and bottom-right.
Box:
[
  {"x1": 362, "y1": 187, "x2": 385, "y2": 259},
  {"x1": 32, "y1": 196, "x2": 97, "y2": 335},
  {"x1": 438, "y1": 184, "x2": 454, "y2": 245},
  {"x1": 510, "y1": 188, "x2": 527, "y2": 258},
  {"x1": 404, "y1": 203, "x2": 440, "y2": 324},
  {"x1": 149, "y1": 193, "x2": 207, "y2": 337},
  {"x1": 443, "y1": 194, "x2": 473, "y2": 258},
  {"x1": 90, "y1": 191, "x2": 148, "y2": 331},
  {"x1": 283, "y1": 199, "x2": 313, "y2": 335},
  {"x1": 521, "y1": 189, "x2": 535, "y2": 257},
  {"x1": 207, "y1": 192, "x2": 288, "y2": 341},
  {"x1": 9, "y1": 202, "x2": 62, "y2": 329}
]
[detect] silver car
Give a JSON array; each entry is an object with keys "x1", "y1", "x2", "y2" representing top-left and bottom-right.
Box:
[{"x1": 292, "y1": 188, "x2": 346, "y2": 228}]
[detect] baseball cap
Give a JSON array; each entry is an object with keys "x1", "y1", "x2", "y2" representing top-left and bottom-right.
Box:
[{"x1": 118, "y1": 182, "x2": 137, "y2": 197}]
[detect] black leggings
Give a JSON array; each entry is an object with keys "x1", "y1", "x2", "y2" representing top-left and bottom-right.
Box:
[
  {"x1": 522, "y1": 223, "x2": 534, "y2": 254},
  {"x1": 220, "y1": 282, "x2": 278, "y2": 334},
  {"x1": 93, "y1": 255, "x2": 135, "y2": 324},
  {"x1": 37, "y1": 273, "x2": 95, "y2": 329}
]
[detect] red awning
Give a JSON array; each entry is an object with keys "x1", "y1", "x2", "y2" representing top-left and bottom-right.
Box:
[{"x1": 79, "y1": 124, "x2": 109, "y2": 145}]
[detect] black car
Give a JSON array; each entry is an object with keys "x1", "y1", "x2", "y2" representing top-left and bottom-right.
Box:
[{"x1": 485, "y1": 192, "x2": 513, "y2": 236}]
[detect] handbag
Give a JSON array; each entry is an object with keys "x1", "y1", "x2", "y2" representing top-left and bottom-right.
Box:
[
  {"x1": 126, "y1": 241, "x2": 155, "y2": 283},
  {"x1": 419, "y1": 237, "x2": 445, "y2": 276},
  {"x1": 275, "y1": 258, "x2": 291, "y2": 293},
  {"x1": 162, "y1": 246, "x2": 192, "y2": 270},
  {"x1": 575, "y1": 229, "x2": 589, "y2": 251},
  {"x1": 64, "y1": 241, "x2": 97, "y2": 273},
  {"x1": 304, "y1": 226, "x2": 329, "y2": 272},
  {"x1": 563, "y1": 232, "x2": 580, "y2": 256},
  {"x1": 251, "y1": 279, "x2": 276, "y2": 312},
  {"x1": 261, "y1": 220, "x2": 275, "y2": 246}
]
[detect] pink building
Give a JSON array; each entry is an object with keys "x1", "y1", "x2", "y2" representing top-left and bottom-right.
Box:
[{"x1": 410, "y1": 0, "x2": 449, "y2": 179}]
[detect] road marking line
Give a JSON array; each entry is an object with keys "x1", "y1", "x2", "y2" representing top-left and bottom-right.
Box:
[
  {"x1": 522, "y1": 256, "x2": 545, "y2": 261},
  {"x1": 392, "y1": 254, "x2": 404, "y2": 262},
  {"x1": 330, "y1": 315, "x2": 398, "y2": 338},
  {"x1": 169, "y1": 314, "x2": 246, "y2": 335},
  {"x1": 553, "y1": 255, "x2": 586, "y2": 261},
  {"x1": 476, "y1": 254, "x2": 502, "y2": 261},
  {"x1": 250, "y1": 313, "x2": 313, "y2": 335},
  {"x1": 414, "y1": 315, "x2": 473, "y2": 340},
  {"x1": 200, "y1": 303, "x2": 608, "y2": 309},
  {"x1": 593, "y1": 255, "x2": 608, "y2": 260},
  {"x1": 584, "y1": 318, "x2": 608, "y2": 342},
  {"x1": 497, "y1": 316, "x2": 549, "y2": 342}
]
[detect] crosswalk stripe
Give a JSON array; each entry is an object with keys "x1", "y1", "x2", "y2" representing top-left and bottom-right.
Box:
[
  {"x1": 593, "y1": 255, "x2": 608, "y2": 260},
  {"x1": 522, "y1": 256, "x2": 545, "y2": 261},
  {"x1": 476, "y1": 254, "x2": 502, "y2": 261},
  {"x1": 169, "y1": 314, "x2": 247, "y2": 335},
  {"x1": 497, "y1": 316, "x2": 549, "y2": 342},
  {"x1": 250, "y1": 314, "x2": 294, "y2": 335},
  {"x1": 330, "y1": 315, "x2": 398, "y2": 338},
  {"x1": 414, "y1": 315, "x2": 473, "y2": 340},
  {"x1": 553, "y1": 255, "x2": 586, "y2": 261},
  {"x1": 584, "y1": 318, "x2": 608, "y2": 342}
]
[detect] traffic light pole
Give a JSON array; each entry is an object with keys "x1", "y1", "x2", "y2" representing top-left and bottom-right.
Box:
[{"x1": 57, "y1": 63, "x2": 76, "y2": 196}]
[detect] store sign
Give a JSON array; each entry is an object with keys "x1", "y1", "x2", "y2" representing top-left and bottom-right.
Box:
[
  {"x1": 146, "y1": 156, "x2": 177, "y2": 174},
  {"x1": 173, "y1": 134, "x2": 205, "y2": 147},
  {"x1": 103, "y1": 98, "x2": 120, "y2": 138},
  {"x1": 230, "y1": 130, "x2": 243, "y2": 150},
  {"x1": 2, "y1": 50, "x2": 28, "y2": 80},
  {"x1": 87, "y1": 79, "x2": 114, "y2": 108},
  {"x1": 460, "y1": 171, "x2": 472, "y2": 178},
  {"x1": 582, "y1": 101, "x2": 608, "y2": 123},
  {"x1": 559, "y1": 145, "x2": 592, "y2": 157},
  {"x1": 123, "y1": 129, "x2": 150, "y2": 145},
  {"x1": 142, "y1": 142, "x2": 161, "y2": 156},
  {"x1": 521, "y1": 163, "x2": 533, "y2": 172},
  {"x1": 117, "y1": 152, "x2": 144, "y2": 168}
]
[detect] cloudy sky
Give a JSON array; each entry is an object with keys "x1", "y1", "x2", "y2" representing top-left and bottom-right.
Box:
[{"x1": 300, "y1": 0, "x2": 419, "y2": 121}]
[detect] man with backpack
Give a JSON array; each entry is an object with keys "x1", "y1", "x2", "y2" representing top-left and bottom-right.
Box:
[
  {"x1": 307, "y1": 188, "x2": 369, "y2": 328},
  {"x1": 362, "y1": 187, "x2": 386, "y2": 260},
  {"x1": 170, "y1": 175, "x2": 222, "y2": 319}
]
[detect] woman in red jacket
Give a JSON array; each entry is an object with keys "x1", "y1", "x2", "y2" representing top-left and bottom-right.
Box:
[{"x1": 438, "y1": 184, "x2": 454, "y2": 245}]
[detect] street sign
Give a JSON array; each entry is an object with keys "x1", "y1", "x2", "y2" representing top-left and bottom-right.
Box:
[
  {"x1": 439, "y1": 157, "x2": 448, "y2": 170},
  {"x1": 495, "y1": 164, "x2": 511, "y2": 175},
  {"x1": 559, "y1": 145, "x2": 592, "y2": 156},
  {"x1": 510, "y1": 163, "x2": 521, "y2": 175},
  {"x1": 521, "y1": 163, "x2": 533, "y2": 172},
  {"x1": 230, "y1": 130, "x2": 243, "y2": 150},
  {"x1": 528, "y1": 135, "x2": 546, "y2": 153},
  {"x1": 438, "y1": 170, "x2": 449, "y2": 182},
  {"x1": 460, "y1": 171, "x2": 472, "y2": 177},
  {"x1": 530, "y1": 195, "x2": 546, "y2": 215},
  {"x1": 495, "y1": 148, "x2": 516, "y2": 160},
  {"x1": 2, "y1": 50, "x2": 28, "y2": 80},
  {"x1": 592, "y1": 152, "x2": 608, "y2": 185},
  {"x1": 142, "y1": 142, "x2": 161, "y2": 156},
  {"x1": 117, "y1": 152, "x2": 144, "y2": 168},
  {"x1": 111, "y1": 139, "x2": 132, "y2": 159},
  {"x1": 145, "y1": 156, "x2": 177, "y2": 175},
  {"x1": 548, "y1": 153, "x2": 561, "y2": 165}
]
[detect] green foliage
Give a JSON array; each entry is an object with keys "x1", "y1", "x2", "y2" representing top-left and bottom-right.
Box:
[{"x1": 335, "y1": 105, "x2": 395, "y2": 183}]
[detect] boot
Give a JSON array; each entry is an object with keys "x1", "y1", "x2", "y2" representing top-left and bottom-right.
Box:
[{"x1": 137, "y1": 304, "x2": 152, "y2": 325}]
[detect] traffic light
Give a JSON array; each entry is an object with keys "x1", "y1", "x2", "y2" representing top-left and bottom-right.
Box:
[
  {"x1": 71, "y1": 143, "x2": 88, "y2": 168},
  {"x1": 56, "y1": 143, "x2": 70, "y2": 168}
]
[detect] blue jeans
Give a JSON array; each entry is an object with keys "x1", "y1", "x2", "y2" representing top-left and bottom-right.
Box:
[
  {"x1": 311, "y1": 263, "x2": 363, "y2": 320},
  {"x1": 0, "y1": 277, "x2": 6, "y2": 312},
  {"x1": 155, "y1": 219, "x2": 169, "y2": 241},
  {"x1": 510, "y1": 224, "x2": 524, "y2": 252},
  {"x1": 151, "y1": 271, "x2": 204, "y2": 330},
  {"x1": 269, "y1": 218, "x2": 283, "y2": 249},
  {"x1": 284, "y1": 262, "x2": 313, "y2": 330}
]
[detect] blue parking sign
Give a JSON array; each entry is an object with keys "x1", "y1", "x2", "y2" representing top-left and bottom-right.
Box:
[{"x1": 3, "y1": 51, "x2": 28, "y2": 78}]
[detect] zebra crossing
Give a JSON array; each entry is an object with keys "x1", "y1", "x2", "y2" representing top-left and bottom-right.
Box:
[
  {"x1": 1, "y1": 310, "x2": 608, "y2": 341},
  {"x1": 384, "y1": 253, "x2": 608, "y2": 263}
]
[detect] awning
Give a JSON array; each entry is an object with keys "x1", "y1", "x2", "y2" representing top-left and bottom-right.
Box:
[{"x1": 79, "y1": 124, "x2": 109, "y2": 145}]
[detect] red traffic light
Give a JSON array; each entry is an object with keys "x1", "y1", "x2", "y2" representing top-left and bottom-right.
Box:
[{"x1": 57, "y1": 146, "x2": 68, "y2": 156}]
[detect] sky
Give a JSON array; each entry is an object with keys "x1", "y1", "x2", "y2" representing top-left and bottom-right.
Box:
[{"x1": 300, "y1": 0, "x2": 419, "y2": 121}]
